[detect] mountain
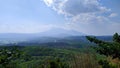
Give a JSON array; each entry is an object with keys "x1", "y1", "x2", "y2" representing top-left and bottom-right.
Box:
[
  {"x1": 0, "y1": 28, "x2": 85, "y2": 38},
  {"x1": 38, "y1": 28, "x2": 85, "y2": 37},
  {"x1": 0, "y1": 28, "x2": 85, "y2": 44}
]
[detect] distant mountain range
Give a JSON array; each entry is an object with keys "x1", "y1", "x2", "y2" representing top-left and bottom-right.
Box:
[
  {"x1": 0, "y1": 28, "x2": 85, "y2": 39},
  {"x1": 0, "y1": 28, "x2": 113, "y2": 45},
  {"x1": 0, "y1": 28, "x2": 85, "y2": 45}
]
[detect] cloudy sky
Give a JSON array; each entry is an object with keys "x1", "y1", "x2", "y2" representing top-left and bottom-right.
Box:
[{"x1": 0, "y1": 0, "x2": 120, "y2": 35}]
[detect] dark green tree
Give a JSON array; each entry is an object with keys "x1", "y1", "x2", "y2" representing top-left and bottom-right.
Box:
[
  {"x1": 0, "y1": 46, "x2": 22, "y2": 68},
  {"x1": 86, "y1": 33, "x2": 120, "y2": 68},
  {"x1": 113, "y1": 33, "x2": 120, "y2": 43},
  {"x1": 86, "y1": 33, "x2": 120, "y2": 59}
]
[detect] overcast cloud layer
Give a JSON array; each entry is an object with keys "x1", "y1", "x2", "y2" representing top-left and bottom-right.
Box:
[{"x1": 43, "y1": 0, "x2": 120, "y2": 35}]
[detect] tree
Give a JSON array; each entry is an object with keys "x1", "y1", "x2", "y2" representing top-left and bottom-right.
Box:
[
  {"x1": 86, "y1": 33, "x2": 120, "y2": 59},
  {"x1": 113, "y1": 33, "x2": 120, "y2": 43},
  {"x1": 0, "y1": 46, "x2": 22, "y2": 68},
  {"x1": 86, "y1": 33, "x2": 120, "y2": 68}
]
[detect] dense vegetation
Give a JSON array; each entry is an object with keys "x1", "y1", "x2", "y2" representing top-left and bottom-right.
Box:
[
  {"x1": 0, "y1": 45, "x2": 100, "y2": 68},
  {"x1": 86, "y1": 33, "x2": 120, "y2": 68},
  {"x1": 0, "y1": 34, "x2": 119, "y2": 68},
  {"x1": 1, "y1": 46, "x2": 69, "y2": 68}
]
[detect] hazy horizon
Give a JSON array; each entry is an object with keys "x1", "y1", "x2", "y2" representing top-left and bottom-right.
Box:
[{"x1": 0, "y1": 27, "x2": 116, "y2": 36}]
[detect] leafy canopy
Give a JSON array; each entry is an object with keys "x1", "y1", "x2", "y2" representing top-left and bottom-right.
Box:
[{"x1": 86, "y1": 33, "x2": 120, "y2": 59}]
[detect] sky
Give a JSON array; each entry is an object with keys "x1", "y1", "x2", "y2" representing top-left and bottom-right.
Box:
[{"x1": 0, "y1": 0, "x2": 120, "y2": 35}]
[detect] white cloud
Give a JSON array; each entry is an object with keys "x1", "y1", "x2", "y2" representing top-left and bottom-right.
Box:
[
  {"x1": 109, "y1": 13, "x2": 118, "y2": 17},
  {"x1": 43, "y1": 0, "x2": 110, "y2": 24},
  {"x1": 43, "y1": 0, "x2": 110, "y2": 15},
  {"x1": 71, "y1": 13, "x2": 109, "y2": 24},
  {"x1": 43, "y1": 0, "x2": 54, "y2": 6},
  {"x1": 43, "y1": 0, "x2": 120, "y2": 35}
]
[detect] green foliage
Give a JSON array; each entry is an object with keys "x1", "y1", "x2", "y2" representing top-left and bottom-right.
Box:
[
  {"x1": 0, "y1": 43, "x2": 100, "y2": 68},
  {"x1": 98, "y1": 60, "x2": 117, "y2": 68},
  {"x1": 86, "y1": 33, "x2": 120, "y2": 59},
  {"x1": 113, "y1": 33, "x2": 120, "y2": 43},
  {"x1": 86, "y1": 33, "x2": 120, "y2": 68},
  {"x1": 46, "y1": 58, "x2": 69, "y2": 68},
  {"x1": 0, "y1": 46, "x2": 22, "y2": 68}
]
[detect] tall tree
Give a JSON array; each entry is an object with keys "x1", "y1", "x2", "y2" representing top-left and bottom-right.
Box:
[
  {"x1": 86, "y1": 33, "x2": 120, "y2": 59},
  {"x1": 113, "y1": 33, "x2": 120, "y2": 43},
  {"x1": 86, "y1": 33, "x2": 120, "y2": 68}
]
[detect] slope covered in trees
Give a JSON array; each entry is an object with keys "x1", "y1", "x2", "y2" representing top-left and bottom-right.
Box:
[{"x1": 0, "y1": 33, "x2": 118, "y2": 68}]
